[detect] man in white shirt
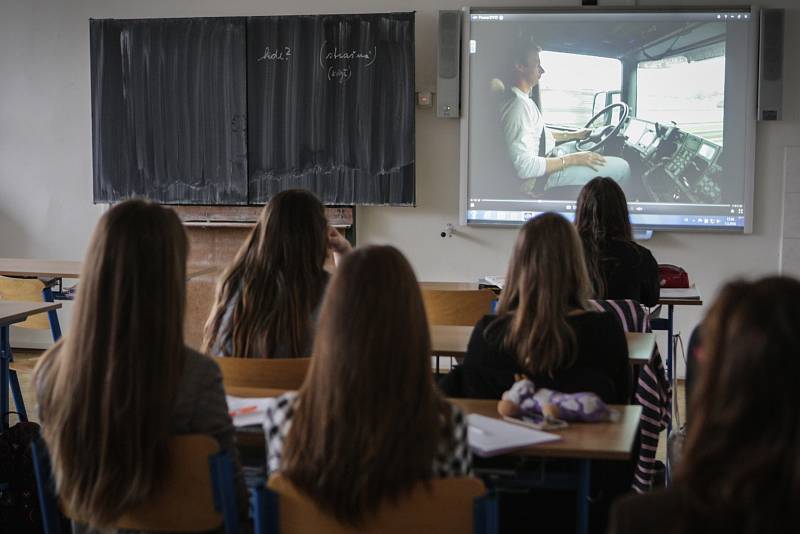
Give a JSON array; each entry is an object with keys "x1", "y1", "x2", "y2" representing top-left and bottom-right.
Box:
[{"x1": 499, "y1": 43, "x2": 630, "y2": 195}]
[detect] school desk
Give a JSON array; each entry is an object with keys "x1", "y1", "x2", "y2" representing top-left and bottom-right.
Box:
[
  {"x1": 0, "y1": 257, "x2": 218, "y2": 341},
  {"x1": 421, "y1": 281, "x2": 698, "y2": 382},
  {"x1": 431, "y1": 325, "x2": 655, "y2": 365},
  {"x1": 649, "y1": 287, "x2": 703, "y2": 403},
  {"x1": 0, "y1": 301, "x2": 61, "y2": 430},
  {"x1": 453, "y1": 399, "x2": 641, "y2": 534},
  {"x1": 226, "y1": 385, "x2": 639, "y2": 534}
]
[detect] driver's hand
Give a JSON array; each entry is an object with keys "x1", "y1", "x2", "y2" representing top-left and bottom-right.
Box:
[
  {"x1": 566, "y1": 151, "x2": 606, "y2": 171},
  {"x1": 572, "y1": 128, "x2": 592, "y2": 141}
]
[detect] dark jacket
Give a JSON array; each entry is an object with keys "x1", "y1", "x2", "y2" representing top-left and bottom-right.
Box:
[
  {"x1": 608, "y1": 486, "x2": 689, "y2": 534},
  {"x1": 598, "y1": 239, "x2": 660, "y2": 307},
  {"x1": 441, "y1": 311, "x2": 630, "y2": 404}
]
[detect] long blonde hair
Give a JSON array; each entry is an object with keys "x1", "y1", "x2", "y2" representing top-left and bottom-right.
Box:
[
  {"x1": 34, "y1": 199, "x2": 188, "y2": 526},
  {"x1": 202, "y1": 189, "x2": 329, "y2": 358},
  {"x1": 282, "y1": 246, "x2": 453, "y2": 525},
  {"x1": 494, "y1": 212, "x2": 592, "y2": 376}
]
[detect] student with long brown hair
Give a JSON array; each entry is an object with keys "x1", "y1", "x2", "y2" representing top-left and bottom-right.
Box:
[
  {"x1": 574, "y1": 176, "x2": 659, "y2": 306},
  {"x1": 203, "y1": 189, "x2": 351, "y2": 358},
  {"x1": 443, "y1": 212, "x2": 630, "y2": 403},
  {"x1": 34, "y1": 199, "x2": 240, "y2": 529},
  {"x1": 262, "y1": 245, "x2": 471, "y2": 525},
  {"x1": 609, "y1": 277, "x2": 800, "y2": 534}
]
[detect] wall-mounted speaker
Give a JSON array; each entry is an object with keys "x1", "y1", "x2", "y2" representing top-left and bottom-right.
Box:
[
  {"x1": 758, "y1": 8, "x2": 784, "y2": 121},
  {"x1": 437, "y1": 10, "x2": 461, "y2": 118}
]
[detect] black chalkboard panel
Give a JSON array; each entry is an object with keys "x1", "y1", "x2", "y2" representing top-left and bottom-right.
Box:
[
  {"x1": 246, "y1": 13, "x2": 415, "y2": 205},
  {"x1": 90, "y1": 18, "x2": 248, "y2": 204}
]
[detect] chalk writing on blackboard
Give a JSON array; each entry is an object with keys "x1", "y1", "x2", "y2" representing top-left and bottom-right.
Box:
[
  {"x1": 318, "y1": 41, "x2": 377, "y2": 84},
  {"x1": 256, "y1": 46, "x2": 292, "y2": 62},
  {"x1": 327, "y1": 66, "x2": 352, "y2": 83}
]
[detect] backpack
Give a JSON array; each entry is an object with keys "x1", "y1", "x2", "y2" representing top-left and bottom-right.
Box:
[{"x1": 0, "y1": 419, "x2": 44, "y2": 532}]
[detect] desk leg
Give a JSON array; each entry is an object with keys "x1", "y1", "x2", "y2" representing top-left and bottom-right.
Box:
[
  {"x1": 665, "y1": 304, "x2": 674, "y2": 485},
  {"x1": 576, "y1": 459, "x2": 590, "y2": 534},
  {"x1": 1, "y1": 326, "x2": 10, "y2": 430},
  {"x1": 10, "y1": 369, "x2": 27, "y2": 421},
  {"x1": 42, "y1": 286, "x2": 62, "y2": 342}
]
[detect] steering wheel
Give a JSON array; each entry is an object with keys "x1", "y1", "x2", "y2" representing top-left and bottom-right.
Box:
[{"x1": 575, "y1": 102, "x2": 629, "y2": 152}]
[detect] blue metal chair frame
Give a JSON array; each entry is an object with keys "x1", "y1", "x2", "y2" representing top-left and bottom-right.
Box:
[
  {"x1": 209, "y1": 449, "x2": 242, "y2": 534},
  {"x1": 30, "y1": 439, "x2": 65, "y2": 534}
]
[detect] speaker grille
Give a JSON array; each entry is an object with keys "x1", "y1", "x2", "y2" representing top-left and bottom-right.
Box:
[
  {"x1": 761, "y1": 9, "x2": 784, "y2": 81},
  {"x1": 439, "y1": 12, "x2": 460, "y2": 79}
]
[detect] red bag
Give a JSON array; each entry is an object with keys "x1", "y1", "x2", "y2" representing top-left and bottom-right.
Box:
[{"x1": 658, "y1": 264, "x2": 689, "y2": 288}]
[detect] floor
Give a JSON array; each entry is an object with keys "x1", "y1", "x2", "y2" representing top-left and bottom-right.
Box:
[{"x1": 10, "y1": 349, "x2": 687, "y2": 462}]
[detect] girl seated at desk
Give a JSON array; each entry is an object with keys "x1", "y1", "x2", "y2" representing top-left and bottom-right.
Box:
[
  {"x1": 203, "y1": 188, "x2": 351, "y2": 358},
  {"x1": 574, "y1": 176, "x2": 659, "y2": 306},
  {"x1": 34, "y1": 199, "x2": 242, "y2": 531},
  {"x1": 441, "y1": 212, "x2": 630, "y2": 404},
  {"x1": 609, "y1": 276, "x2": 800, "y2": 534},
  {"x1": 262, "y1": 245, "x2": 471, "y2": 525}
]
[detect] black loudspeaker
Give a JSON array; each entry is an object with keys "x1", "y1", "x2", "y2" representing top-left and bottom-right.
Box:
[
  {"x1": 437, "y1": 10, "x2": 461, "y2": 118},
  {"x1": 758, "y1": 8, "x2": 784, "y2": 121}
]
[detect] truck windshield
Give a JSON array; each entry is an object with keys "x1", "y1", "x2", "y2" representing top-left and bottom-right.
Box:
[
  {"x1": 637, "y1": 55, "x2": 725, "y2": 146},
  {"x1": 539, "y1": 51, "x2": 622, "y2": 129}
]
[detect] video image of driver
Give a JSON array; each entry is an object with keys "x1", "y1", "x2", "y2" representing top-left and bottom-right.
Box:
[{"x1": 497, "y1": 41, "x2": 631, "y2": 197}]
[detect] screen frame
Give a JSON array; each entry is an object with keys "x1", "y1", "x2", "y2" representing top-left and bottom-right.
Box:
[{"x1": 458, "y1": 5, "x2": 758, "y2": 234}]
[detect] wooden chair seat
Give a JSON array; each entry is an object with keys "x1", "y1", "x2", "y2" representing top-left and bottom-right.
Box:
[
  {"x1": 422, "y1": 289, "x2": 496, "y2": 327},
  {"x1": 0, "y1": 275, "x2": 49, "y2": 329},
  {"x1": 261, "y1": 474, "x2": 489, "y2": 534},
  {"x1": 216, "y1": 356, "x2": 310, "y2": 390}
]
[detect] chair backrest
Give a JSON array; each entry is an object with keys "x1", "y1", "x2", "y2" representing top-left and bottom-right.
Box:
[
  {"x1": 257, "y1": 474, "x2": 488, "y2": 534},
  {"x1": 0, "y1": 276, "x2": 49, "y2": 329},
  {"x1": 215, "y1": 357, "x2": 311, "y2": 390},
  {"x1": 422, "y1": 289, "x2": 496, "y2": 327},
  {"x1": 33, "y1": 435, "x2": 223, "y2": 533}
]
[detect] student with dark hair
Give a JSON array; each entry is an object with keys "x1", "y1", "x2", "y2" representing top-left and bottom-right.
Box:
[
  {"x1": 609, "y1": 276, "x2": 800, "y2": 534},
  {"x1": 34, "y1": 199, "x2": 241, "y2": 530},
  {"x1": 263, "y1": 245, "x2": 471, "y2": 525},
  {"x1": 444, "y1": 212, "x2": 630, "y2": 404},
  {"x1": 575, "y1": 176, "x2": 660, "y2": 306},
  {"x1": 203, "y1": 188, "x2": 351, "y2": 358}
]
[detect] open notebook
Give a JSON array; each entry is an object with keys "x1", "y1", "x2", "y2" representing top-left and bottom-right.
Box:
[{"x1": 467, "y1": 414, "x2": 561, "y2": 457}]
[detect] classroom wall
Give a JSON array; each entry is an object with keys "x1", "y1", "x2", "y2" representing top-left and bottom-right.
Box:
[{"x1": 2, "y1": 0, "x2": 798, "y2": 372}]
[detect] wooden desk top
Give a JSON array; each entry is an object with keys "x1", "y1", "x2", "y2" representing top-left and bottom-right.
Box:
[
  {"x1": 0, "y1": 258, "x2": 83, "y2": 278},
  {"x1": 228, "y1": 388, "x2": 640, "y2": 461},
  {"x1": 0, "y1": 301, "x2": 62, "y2": 326},
  {"x1": 431, "y1": 325, "x2": 654, "y2": 364},
  {"x1": 452, "y1": 399, "x2": 641, "y2": 461},
  {"x1": 0, "y1": 257, "x2": 215, "y2": 281},
  {"x1": 226, "y1": 386, "x2": 290, "y2": 398},
  {"x1": 420, "y1": 281, "x2": 482, "y2": 291},
  {"x1": 421, "y1": 281, "x2": 704, "y2": 307},
  {"x1": 430, "y1": 325, "x2": 474, "y2": 357},
  {"x1": 625, "y1": 332, "x2": 655, "y2": 364}
]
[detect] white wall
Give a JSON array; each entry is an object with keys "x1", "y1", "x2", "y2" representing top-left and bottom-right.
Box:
[{"x1": 2, "y1": 0, "x2": 798, "y2": 365}]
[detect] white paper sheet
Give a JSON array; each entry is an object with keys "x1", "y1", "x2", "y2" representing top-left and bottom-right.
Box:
[{"x1": 467, "y1": 414, "x2": 561, "y2": 457}]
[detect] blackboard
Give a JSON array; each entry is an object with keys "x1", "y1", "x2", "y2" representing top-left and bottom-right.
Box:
[
  {"x1": 247, "y1": 14, "x2": 415, "y2": 205},
  {"x1": 90, "y1": 18, "x2": 248, "y2": 204},
  {"x1": 89, "y1": 13, "x2": 415, "y2": 206}
]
